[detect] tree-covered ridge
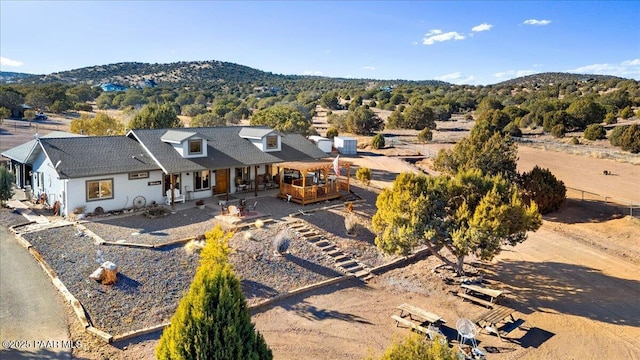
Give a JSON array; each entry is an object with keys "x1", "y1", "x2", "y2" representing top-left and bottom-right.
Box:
[
  {"x1": 494, "y1": 72, "x2": 626, "y2": 87},
  {"x1": 0, "y1": 71, "x2": 36, "y2": 82},
  {"x1": 7, "y1": 60, "x2": 450, "y2": 91}
]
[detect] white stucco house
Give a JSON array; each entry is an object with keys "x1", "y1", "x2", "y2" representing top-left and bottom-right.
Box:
[{"x1": 2, "y1": 126, "x2": 327, "y2": 216}]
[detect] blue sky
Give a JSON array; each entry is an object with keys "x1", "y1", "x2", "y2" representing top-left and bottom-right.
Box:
[{"x1": 1, "y1": 1, "x2": 639, "y2": 85}]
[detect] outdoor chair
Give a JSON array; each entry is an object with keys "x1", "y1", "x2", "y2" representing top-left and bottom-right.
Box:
[
  {"x1": 456, "y1": 318, "x2": 479, "y2": 349},
  {"x1": 165, "y1": 189, "x2": 186, "y2": 205}
]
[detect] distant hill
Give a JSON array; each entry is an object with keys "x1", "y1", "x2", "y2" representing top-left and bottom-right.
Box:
[
  {"x1": 0, "y1": 71, "x2": 38, "y2": 83},
  {"x1": 493, "y1": 72, "x2": 627, "y2": 87},
  {"x1": 5, "y1": 60, "x2": 450, "y2": 90}
]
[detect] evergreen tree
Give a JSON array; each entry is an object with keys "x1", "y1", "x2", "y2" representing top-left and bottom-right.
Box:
[
  {"x1": 156, "y1": 226, "x2": 272, "y2": 360},
  {"x1": 129, "y1": 103, "x2": 183, "y2": 129},
  {"x1": 0, "y1": 166, "x2": 15, "y2": 206}
]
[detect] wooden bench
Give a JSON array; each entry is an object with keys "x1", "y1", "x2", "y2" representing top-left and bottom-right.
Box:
[{"x1": 457, "y1": 291, "x2": 495, "y2": 308}]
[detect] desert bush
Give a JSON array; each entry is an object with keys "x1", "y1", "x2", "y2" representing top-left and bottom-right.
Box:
[
  {"x1": 609, "y1": 125, "x2": 629, "y2": 146},
  {"x1": 569, "y1": 137, "x2": 580, "y2": 145},
  {"x1": 618, "y1": 124, "x2": 640, "y2": 153},
  {"x1": 364, "y1": 333, "x2": 457, "y2": 360},
  {"x1": 24, "y1": 109, "x2": 36, "y2": 120},
  {"x1": 371, "y1": 134, "x2": 385, "y2": 149},
  {"x1": 369, "y1": 100, "x2": 377, "y2": 108},
  {"x1": 504, "y1": 122, "x2": 522, "y2": 137},
  {"x1": 417, "y1": 128, "x2": 433, "y2": 142},
  {"x1": 272, "y1": 229, "x2": 291, "y2": 255},
  {"x1": 583, "y1": 124, "x2": 606, "y2": 140},
  {"x1": 620, "y1": 106, "x2": 633, "y2": 119},
  {"x1": 519, "y1": 166, "x2": 566, "y2": 214},
  {"x1": 326, "y1": 127, "x2": 339, "y2": 138},
  {"x1": 74, "y1": 103, "x2": 93, "y2": 112},
  {"x1": 550, "y1": 124, "x2": 565, "y2": 138},
  {"x1": 355, "y1": 167, "x2": 372, "y2": 186},
  {"x1": 604, "y1": 112, "x2": 617, "y2": 125}
]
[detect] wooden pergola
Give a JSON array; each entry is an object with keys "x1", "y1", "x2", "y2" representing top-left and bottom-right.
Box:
[{"x1": 277, "y1": 159, "x2": 351, "y2": 205}]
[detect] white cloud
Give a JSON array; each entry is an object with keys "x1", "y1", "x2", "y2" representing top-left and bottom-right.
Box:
[
  {"x1": 533, "y1": 64, "x2": 544, "y2": 68},
  {"x1": 523, "y1": 19, "x2": 551, "y2": 26},
  {"x1": 1, "y1": 57, "x2": 23, "y2": 67},
  {"x1": 622, "y1": 59, "x2": 640, "y2": 66},
  {"x1": 412, "y1": 41, "x2": 419, "y2": 45},
  {"x1": 303, "y1": 70, "x2": 323, "y2": 76},
  {"x1": 568, "y1": 59, "x2": 640, "y2": 79},
  {"x1": 363, "y1": 66, "x2": 375, "y2": 71},
  {"x1": 472, "y1": 23, "x2": 493, "y2": 32},
  {"x1": 435, "y1": 72, "x2": 475, "y2": 84},
  {"x1": 493, "y1": 69, "x2": 536, "y2": 79},
  {"x1": 423, "y1": 29, "x2": 465, "y2": 45}
]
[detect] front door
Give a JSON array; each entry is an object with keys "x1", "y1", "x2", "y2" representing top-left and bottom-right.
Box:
[
  {"x1": 214, "y1": 169, "x2": 228, "y2": 194},
  {"x1": 164, "y1": 174, "x2": 181, "y2": 194}
]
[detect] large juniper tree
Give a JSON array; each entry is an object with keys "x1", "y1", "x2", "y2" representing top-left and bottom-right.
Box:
[
  {"x1": 156, "y1": 226, "x2": 272, "y2": 360},
  {"x1": 373, "y1": 170, "x2": 541, "y2": 274}
]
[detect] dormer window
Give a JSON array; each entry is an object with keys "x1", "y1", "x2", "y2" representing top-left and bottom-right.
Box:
[
  {"x1": 188, "y1": 139, "x2": 202, "y2": 155},
  {"x1": 266, "y1": 135, "x2": 278, "y2": 149}
]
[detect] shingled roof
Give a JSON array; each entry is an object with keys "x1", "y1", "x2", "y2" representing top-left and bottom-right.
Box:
[
  {"x1": 38, "y1": 136, "x2": 160, "y2": 179},
  {"x1": 129, "y1": 126, "x2": 327, "y2": 174}
]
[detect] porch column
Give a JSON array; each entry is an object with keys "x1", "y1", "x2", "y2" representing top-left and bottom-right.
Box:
[{"x1": 254, "y1": 165, "x2": 258, "y2": 197}]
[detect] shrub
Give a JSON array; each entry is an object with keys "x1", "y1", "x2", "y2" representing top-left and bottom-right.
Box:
[
  {"x1": 620, "y1": 106, "x2": 633, "y2": 119},
  {"x1": 0, "y1": 166, "x2": 15, "y2": 206},
  {"x1": 604, "y1": 112, "x2": 617, "y2": 125},
  {"x1": 519, "y1": 166, "x2": 566, "y2": 214},
  {"x1": 74, "y1": 102, "x2": 93, "y2": 112},
  {"x1": 24, "y1": 109, "x2": 36, "y2": 120},
  {"x1": 325, "y1": 127, "x2": 339, "y2": 139},
  {"x1": 583, "y1": 124, "x2": 606, "y2": 140},
  {"x1": 272, "y1": 229, "x2": 291, "y2": 255},
  {"x1": 609, "y1": 125, "x2": 629, "y2": 146},
  {"x1": 504, "y1": 122, "x2": 522, "y2": 137},
  {"x1": 369, "y1": 100, "x2": 377, "y2": 108},
  {"x1": 371, "y1": 133, "x2": 385, "y2": 149},
  {"x1": 569, "y1": 137, "x2": 580, "y2": 145},
  {"x1": 364, "y1": 333, "x2": 457, "y2": 360},
  {"x1": 156, "y1": 227, "x2": 272, "y2": 360},
  {"x1": 417, "y1": 128, "x2": 433, "y2": 142},
  {"x1": 619, "y1": 124, "x2": 640, "y2": 153},
  {"x1": 355, "y1": 167, "x2": 372, "y2": 186},
  {"x1": 550, "y1": 124, "x2": 565, "y2": 138}
]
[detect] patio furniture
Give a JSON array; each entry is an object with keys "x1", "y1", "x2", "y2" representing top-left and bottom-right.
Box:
[
  {"x1": 461, "y1": 284, "x2": 503, "y2": 304},
  {"x1": 473, "y1": 305, "x2": 522, "y2": 341},
  {"x1": 165, "y1": 189, "x2": 186, "y2": 205},
  {"x1": 227, "y1": 205, "x2": 241, "y2": 217},
  {"x1": 396, "y1": 303, "x2": 446, "y2": 326},
  {"x1": 456, "y1": 318, "x2": 478, "y2": 348}
]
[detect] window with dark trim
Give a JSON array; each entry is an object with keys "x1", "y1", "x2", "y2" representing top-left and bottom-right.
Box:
[
  {"x1": 128, "y1": 171, "x2": 149, "y2": 180},
  {"x1": 188, "y1": 139, "x2": 202, "y2": 155},
  {"x1": 194, "y1": 170, "x2": 210, "y2": 191},
  {"x1": 266, "y1": 135, "x2": 278, "y2": 149},
  {"x1": 86, "y1": 179, "x2": 113, "y2": 201}
]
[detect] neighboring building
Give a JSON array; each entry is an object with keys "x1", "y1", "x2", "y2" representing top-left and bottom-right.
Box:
[
  {"x1": 334, "y1": 136, "x2": 357, "y2": 155},
  {"x1": 100, "y1": 83, "x2": 128, "y2": 92},
  {"x1": 2, "y1": 126, "x2": 327, "y2": 216},
  {"x1": 308, "y1": 135, "x2": 332, "y2": 153}
]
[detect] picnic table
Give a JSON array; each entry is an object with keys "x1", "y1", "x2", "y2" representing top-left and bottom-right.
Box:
[
  {"x1": 474, "y1": 304, "x2": 523, "y2": 341},
  {"x1": 396, "y1": 303, "x2": 446, "y2": 326},
  {"x1": 391, "y1": 303, "x2": 446, "y2": 342},
  {"x1": 461, "y1": 284, "x2": 503, "y2": 304}
]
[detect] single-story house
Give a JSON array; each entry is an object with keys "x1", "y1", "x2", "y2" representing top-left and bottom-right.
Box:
[{"x1": 1, "y1": 126, "x2": 329, "y2": 216}]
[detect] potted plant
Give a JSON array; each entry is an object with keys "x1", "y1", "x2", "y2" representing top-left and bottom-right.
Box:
[{"x1": 195, "y1": 199, "x2": 205, "y2": 209}]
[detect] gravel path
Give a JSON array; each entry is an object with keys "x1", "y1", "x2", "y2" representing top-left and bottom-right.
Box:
[{"x1": 0, "y1": 208, "x2": 31, "y2": 228}]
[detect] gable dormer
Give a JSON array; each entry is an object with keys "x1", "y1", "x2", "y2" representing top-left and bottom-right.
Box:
[
  {"x1": 238, "y1": 127, "x2": 281, "y2": 152},
  {"x1": 160, "y1": 130, "x2": 208, "y2": 158}
]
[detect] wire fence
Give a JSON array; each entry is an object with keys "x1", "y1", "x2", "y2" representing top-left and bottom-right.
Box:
[{"x1": 566, "y1": 187, "x2": 639, "y2": 218}]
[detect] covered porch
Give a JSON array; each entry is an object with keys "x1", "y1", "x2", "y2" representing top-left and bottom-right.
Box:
[{"x1": 277, "y1": 160, "x2": 351, "y2": 205}]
